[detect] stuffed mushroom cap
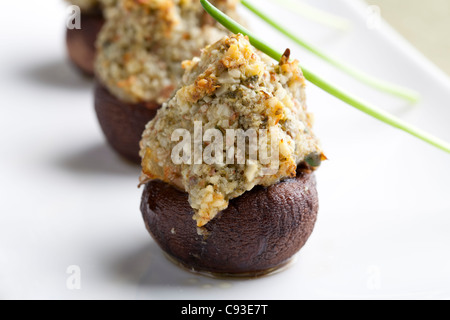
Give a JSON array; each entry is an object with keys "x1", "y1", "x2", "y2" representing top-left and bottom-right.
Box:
[
  {"x1": 140, "y1": 34, "x2": 324, "y2": 227},
  {"x1": 95, "y1": 0, "x2": 243, "y2": 105}
]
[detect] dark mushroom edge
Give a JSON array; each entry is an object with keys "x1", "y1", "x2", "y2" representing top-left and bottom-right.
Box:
[
  {"x1": 141, "y1": 163, "x2": 319, "y2": 277},
  {"x1": 66, "y1": 11, "x2": 104, "y2": 76},
  {"x1": 94, "y1": 82, "x2": 160, "y2": 164}
]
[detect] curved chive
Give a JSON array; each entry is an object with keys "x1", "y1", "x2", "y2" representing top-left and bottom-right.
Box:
[
  {"x1": 200, "y1": 0, "x2": 450, "y2": 154},
  {"x1": 266, "y1": 0, "x2": 352, "y2": 31},
  {"x1": 241, "y1": 0, "x2": 420, "y2": 103}
]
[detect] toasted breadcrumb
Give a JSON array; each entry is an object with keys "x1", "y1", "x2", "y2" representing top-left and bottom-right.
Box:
[
  {"x1": 141, "y1": 34, "x2": 323, "y2": 226},
  {"x1": 95, "y1": 0, "x2": 242, "y2": 104}
]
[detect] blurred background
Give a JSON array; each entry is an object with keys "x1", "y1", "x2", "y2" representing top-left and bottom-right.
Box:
[{"x1": 367, "y1": 0, "x2": 450, "y2": 76}]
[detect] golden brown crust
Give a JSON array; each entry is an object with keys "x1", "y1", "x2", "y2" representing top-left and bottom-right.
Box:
[
  {"x1": 95, "y1": 0, "x2": 243, "y2": 104},
  {"x1": 140, "y1": 34, "x2": 323, "y2": 226}
]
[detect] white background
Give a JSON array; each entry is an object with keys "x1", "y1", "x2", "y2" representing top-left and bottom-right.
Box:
[{"x1": 0, "y1": 0, "x2": 449, "y2": 299}]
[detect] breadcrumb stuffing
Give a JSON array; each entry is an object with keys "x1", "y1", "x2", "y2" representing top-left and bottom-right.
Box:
[
  {"x1": 95, "y1": 0, "x2": 242, "y2": 104},
  {"x1": 140, "y1": 34, "x2": 323, "y2": 226}
]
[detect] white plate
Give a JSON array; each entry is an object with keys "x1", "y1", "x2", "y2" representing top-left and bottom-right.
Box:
[{"x1": 0, "y1": 0, "x2": 449, "y2": 300}]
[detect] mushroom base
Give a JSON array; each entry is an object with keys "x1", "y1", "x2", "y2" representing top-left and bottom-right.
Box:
[
  {"x1": 141, "y1": 166, "x2": 319, "y2": 277},
  {"x1": 66, "y1": 12, "x2": 104, "y2": 76},
  {"x1": 163, "y1": 250, "x2": 297, "y2": 279},
  {"x1": 94, "y1": 82, "x2": 160, "y2": 164}
]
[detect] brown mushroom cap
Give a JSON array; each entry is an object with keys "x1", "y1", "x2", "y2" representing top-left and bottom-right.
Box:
[
  {"x1": 94, "y1": 82, "x2": 160, "y2": 164},
  {"x1": 66, "y1": 12, "x2": 104, "y2": 76},
  {"x1": 141, "y1": 166, "x2": 319, "y2": 277}
]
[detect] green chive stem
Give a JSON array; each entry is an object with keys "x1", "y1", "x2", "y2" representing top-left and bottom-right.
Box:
[
  {"x1": 241, "y1": 0, "x2": 420, "y2": 103},
  {"x1": 200, "y1": 0, "x2": 450, "y2": 153}
]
